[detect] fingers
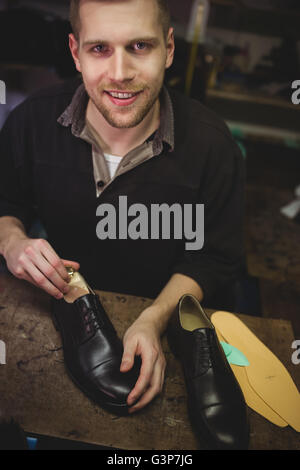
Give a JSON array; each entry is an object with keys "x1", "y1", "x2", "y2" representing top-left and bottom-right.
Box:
[
  {"x1": 39, "y1": 243, "x2": 71, "y2": 282},
  {"x1": 127, "y1": 345, "x2": 166, "y2": 412},
  {"x1": 17, "y1": 269, "x2": 42, "y2": 290},
  {"x1": 129, "y1": 358, "x2": 166, "y2": 414},
  {"x1": 25, "y1": 245, "x2": 69, "y2": 290},
  {"x1": 21, "y1": 270, "x2": 63, "y2": 299},
  {"x1": 120, "y1": 340, "x2": 138, "y2": 372},
  {"x1": 120, "y1": 323, "x2": 166, "y2": 413},
  {"x1": 14, "y1": 239, "x2": 80, "y2": 298},
  {"x1": 127, "y1": 351, "x2": 154, "y2": 405},
  {"x1": 18, "y1": 257, "x2": 67, "y2": 299},
  {"x1": 62, "y1": 259, "x2": 81, "y2": 271}
]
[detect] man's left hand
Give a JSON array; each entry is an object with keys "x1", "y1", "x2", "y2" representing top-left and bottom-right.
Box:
[{"x1": 120, "y1": 308, "x2": 166, "y2": 413}]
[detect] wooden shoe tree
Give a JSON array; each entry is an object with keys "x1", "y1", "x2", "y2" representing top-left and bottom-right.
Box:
[
  {"x1": 212, "y1": 311, "x2": 300, "y2": 432},
  {"x1": 63, "y1": 267, "x2": 95, "y2": 303},
  {"x1": 215, "y1": 328, "x2": 288, "y2": 427}
]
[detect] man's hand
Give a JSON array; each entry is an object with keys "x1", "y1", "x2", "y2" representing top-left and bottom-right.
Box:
[
  {"x1": 3, "y1": 233, "x2": 80, "y2": 299},
  {"x1": 120, "y1": 307, "x2": 166, "y2": 414},
  {"x1": 119, "y1": 274, "x2": 204, "y2": 414}
]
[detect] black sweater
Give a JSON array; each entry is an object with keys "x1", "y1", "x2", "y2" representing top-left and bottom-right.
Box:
[{"x1": 0, "y1": 78, "x2": 246, "y2": 306}]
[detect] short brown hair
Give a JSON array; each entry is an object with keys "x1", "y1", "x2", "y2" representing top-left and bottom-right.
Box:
[{"x1": 69, "y1": 0, "x2": 171, "y2": 41}]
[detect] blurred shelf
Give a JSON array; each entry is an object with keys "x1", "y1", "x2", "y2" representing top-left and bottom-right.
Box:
[
  {"x1": 227, "y1": 120, "x2": 300, "y2": 147},
  {"x1": 209, "y1": 1, "x2": 300, "y2": 38},
  {"x1": 206, "y1": 87, "x2": 300, "y2": 147},
  {"x1": 207, "y1": 88, "x2": 300, "y2": 111}
]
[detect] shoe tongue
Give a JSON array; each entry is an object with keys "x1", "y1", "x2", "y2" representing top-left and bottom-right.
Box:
[
  {"x1": 193, "y1": 327, "x2": 217, "y2": 352},
  {"x1": 193, "y1": 327, "x2": 214, "y2": 340}
]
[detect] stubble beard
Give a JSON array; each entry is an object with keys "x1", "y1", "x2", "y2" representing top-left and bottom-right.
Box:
[{"x1": 88, "y1": 81, "x2": 164, "y2": 129}]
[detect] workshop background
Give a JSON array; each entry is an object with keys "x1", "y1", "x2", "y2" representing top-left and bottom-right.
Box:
[
  {"x1": 0, "y1": 0, "x2": 300, "y2": 451},
  {"x1": 0, "y1": 2, "x2": 299, "y2": 345}
]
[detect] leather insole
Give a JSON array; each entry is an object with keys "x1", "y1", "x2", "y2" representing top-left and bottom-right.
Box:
[
  {"x1": 215, "y1": 328, "x2": 288, "y2": 428},
  {"x1": 212, "y1": 311, "x2": 300, "y2": 432}
]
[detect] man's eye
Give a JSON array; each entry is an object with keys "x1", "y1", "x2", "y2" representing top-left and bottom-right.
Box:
[
  {"x1": 134, "y1": 42, "x2": 149, "y2": 51},
  {"x1": 93, "y1": 45, "x2": 107, "y2": 54}
]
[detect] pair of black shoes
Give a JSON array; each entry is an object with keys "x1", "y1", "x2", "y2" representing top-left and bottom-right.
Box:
[
  {"x1": 51, "y1": 288, "x2": 141, "y2": 416},
  {"x1": 167, "y1": 294, "x2": 250, "y2": 450},
  {"x1": 51, "y1": 279, "x2": 249, "y2": 447}
]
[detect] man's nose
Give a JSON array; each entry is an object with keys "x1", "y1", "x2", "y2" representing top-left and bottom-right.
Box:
[{"x1": 108, "y1": 49, "x2": 135, "y2": 83}]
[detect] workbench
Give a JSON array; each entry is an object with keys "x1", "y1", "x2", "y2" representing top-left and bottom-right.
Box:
[{"x1": 0, "y1": 272, "x2": 299, "y2": 450}]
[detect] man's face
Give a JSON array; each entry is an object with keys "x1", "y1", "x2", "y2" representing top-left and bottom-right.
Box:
[{"x1": 69, "y1": 0, "x2": 174, "y2": 129}]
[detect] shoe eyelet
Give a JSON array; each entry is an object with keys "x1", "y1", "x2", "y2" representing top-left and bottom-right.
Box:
[{"x1": 81, "y1": 304, "x2": 88, "y2": 314}]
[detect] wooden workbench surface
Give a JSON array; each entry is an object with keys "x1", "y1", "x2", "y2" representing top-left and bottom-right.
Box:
[{"x1": 0, "y1": 272, "x2": 299, "y2": 450}]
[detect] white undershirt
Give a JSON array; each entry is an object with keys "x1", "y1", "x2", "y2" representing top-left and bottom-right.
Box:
[{"x1": 104, "y1": 153, "x2": 123, "y2": 179}]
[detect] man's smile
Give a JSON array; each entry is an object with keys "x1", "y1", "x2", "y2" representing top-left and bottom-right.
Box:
[{"x1": 104, "y1": 89, "x2": 143, "y2": 107}]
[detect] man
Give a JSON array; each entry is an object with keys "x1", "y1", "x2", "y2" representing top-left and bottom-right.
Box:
[{"x1": 0, "y1": 0, "x2": 245, "y2": 413}]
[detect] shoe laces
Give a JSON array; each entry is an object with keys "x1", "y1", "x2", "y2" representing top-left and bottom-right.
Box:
[
  {"x1": 77, "y1": 294, "x2": 116, "y2": 337},
  {"x1": 82, "y1": 308, "x2": 101, "y2": 335},
  {"x1": 192, "y1": 330, "x2": 213, "y2": 376}
]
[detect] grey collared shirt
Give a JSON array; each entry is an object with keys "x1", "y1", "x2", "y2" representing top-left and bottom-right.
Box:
[{"x1": 57, "y1": 83, "x2": 175, "y2": 197}]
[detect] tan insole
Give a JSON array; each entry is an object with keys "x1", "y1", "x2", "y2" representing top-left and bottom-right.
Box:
[
  {"x1": 180, "y1": 296, "x2": 213, "y2": 331},
  {"x1": 212, "y1": 311, "x2": 300, "y2": 432},
  {"x1": 215, "y1": 328, "x2": 288, "y2": 427},
  {"x1": 63, "y1": 269, "x2": 91, "y2": 303},
  {"x1": 180, "y1": 313, "x2": 212, "y2": 331}
]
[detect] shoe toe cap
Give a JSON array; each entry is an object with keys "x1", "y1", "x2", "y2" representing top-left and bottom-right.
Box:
[
  {"x1": 196, "y1": 402, "x2": 249, "y2": 450},
  {"x1": 89, "y1": 358, "x2": 141, "y2": 405}
]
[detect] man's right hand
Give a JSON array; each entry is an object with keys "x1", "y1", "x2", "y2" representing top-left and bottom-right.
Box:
[{"x1": 3, "y1": 234, "x2": 80, "y2": 299}]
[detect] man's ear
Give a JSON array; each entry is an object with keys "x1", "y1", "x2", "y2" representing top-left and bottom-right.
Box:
[
  {"x1": 69, "y1": 33, "x2": 82, "y2": 73},
  {"x1": 165, "y1": 27, "x2": 175, "y2": 70}
]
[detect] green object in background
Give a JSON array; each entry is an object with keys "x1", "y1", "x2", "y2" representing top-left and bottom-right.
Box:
[
  {"x1": 221, "y1": 341, "x2": 250, "y2": 367},
  {"x1": 230, "y1": 127, "x2": 247, "y2": 159},
  {"x1": 284, "y1": 138, "x2": 300, "y2": 150},
  {"x1": 231, "y1": 127, "x2": 244, "y2": 140},
  {"x1": 236, "y1": 140, "x2": 247, "y2": 159}
]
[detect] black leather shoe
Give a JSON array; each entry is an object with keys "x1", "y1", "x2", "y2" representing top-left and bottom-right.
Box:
[
  {"x1": 51, "y1": 292, "x2": 141, "y2": 415},
  {"x1": 167, "y1": 294, "x2": 249, "y2": 450}
]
